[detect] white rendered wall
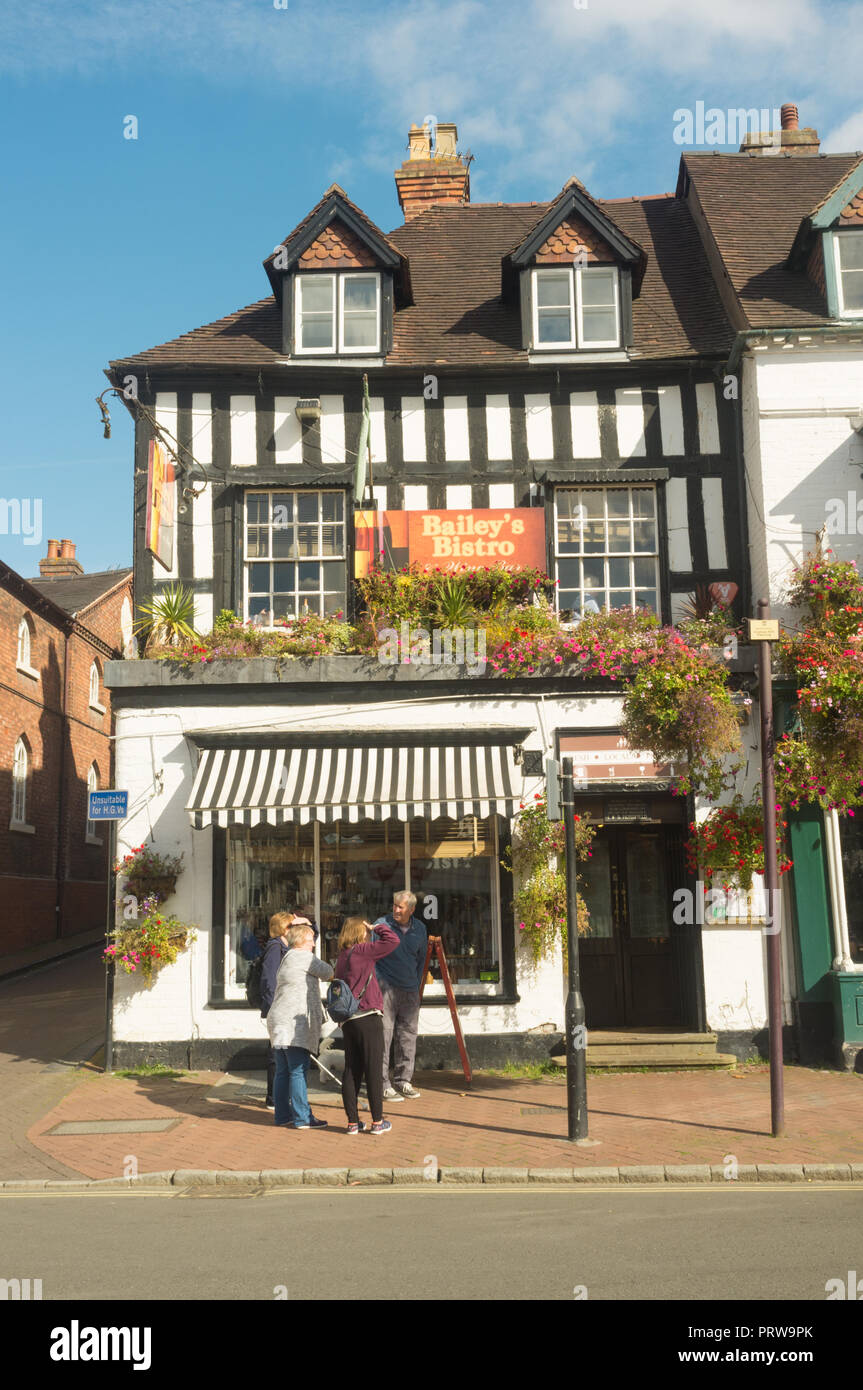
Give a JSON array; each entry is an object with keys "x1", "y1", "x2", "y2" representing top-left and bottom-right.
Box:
[
  {"x1": 745, "y1": 349, "x2": 863, "y2": 622},
  {"x1": 110, "y1": 692, "x2": 625, "y2": 1045}
]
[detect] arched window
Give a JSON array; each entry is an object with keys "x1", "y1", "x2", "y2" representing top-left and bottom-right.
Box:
[
  {"x1": 89, "y1": 662, "x2": 101, "y2": 708},
  {"x1": 86, "y1": 763, "x2": 100, "y2": 841},
  {"x1": 12, "y1": 738, "x2": 28, "y2": 824},
  {"x1": 17, "y1": 618, "x2": 31, "y2": 670}
]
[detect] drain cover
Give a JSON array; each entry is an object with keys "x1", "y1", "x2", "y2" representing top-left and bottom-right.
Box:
[{"x1": 47, "y1": 1118, "x2": 181, "y2": 1135}]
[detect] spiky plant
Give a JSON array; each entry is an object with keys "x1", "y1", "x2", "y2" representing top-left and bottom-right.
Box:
[{"x1": 135, "y1": 584, "x2": 198, "y2": 652}]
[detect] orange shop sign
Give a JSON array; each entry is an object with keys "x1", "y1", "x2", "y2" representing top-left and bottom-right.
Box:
[
  {"x1": 145, "y1": 439, "x2": 176, "y2": 573},
  {"x1": 354, "y1": 508, "x2": 546, "y2": 575}
]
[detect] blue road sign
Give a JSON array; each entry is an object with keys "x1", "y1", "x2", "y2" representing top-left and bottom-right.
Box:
[{"x1": 88, "y1": 790, "x2": 129, "y2": 821}]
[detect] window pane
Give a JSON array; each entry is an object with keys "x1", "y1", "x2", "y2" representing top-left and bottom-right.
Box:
[
  {"x1": 248, "y1": 595, "x2": 270, "y2": 619},
  {"x1": 633, "y1": 520, "x2": 656, "y2": 552},
  {"x1": 297, "y1": 493, "x2": 318, "y2": 523},
  {"x1": 580, "y1": 269, "x2": 616, "y2": 307},
  {"x1": 557, "y1": 557, "x2": 579, "y2": 589},
  {"x1": 409, "y1": 817, "x2": 497, "y2": 984},
  {"x1": 301, "y1": 318, "x2": 333, "y2": 349},
  {"x1": 272, "y1": 494, "x2": 293, "y2": 524},
  {"x1": 608, "y1": 590, "x2": 631, "y2": 609},
  {"x1": 298, "y1": 561, "x2": 321, "y2": 591},
  {"x1": 246, "y1": 527, "x2": 267, "y2": 558},
  {"x1": 272, "y1": 526, "x2": 294, "y2": 559},
  {"x1": 343, "y1": 314, "x2": 377, "y2": 347},
  {"x1": 344, "y1": 277, "x2": 377, "y2": 311},
  {"x1": 842, "y1": 271, "x2": 863, "y2": 311},
  {"x1": 321, "y1": 560, "x2": 346, "y2": 593},
  {"x1": 301, "y1": 277, "x2": 334, "y2": 312},
  {"x1": 319, "y1": 819, "x2": 406, "y2": 967},
  {"x1": 582, "y1": 556, "x2": 604, "y2": 589},
  {"x1": 320, "y1": 524, "x2": 343, "y2": 556},
  {"x1": 608, "y1": 557, "x2": 630, "y2": 588},
  {"x1": 581, "y1": 308, "x2": 618, "y2": 343},
  {"x1": 631, "y1": 489, "x2": 654, "y2": 518},
  {"x1": 273, "y1": 562, "x2": 295, "y2": 593},
  {"x1": 247, "y1": 494, "x2": 267, "y2": 524},
  {"x1": 537, "y1": 311, "x2": 572, "y2": 344},
  {"x1": 536, "y1": 271, "x2": 571, "y2": 307},
  {"x1": 273, "y1": 594, "x2": 293, "y2": 621},
  {"x1": 634, "y1": 557, "x2": 657, "y2": 587},
  {"x1": 636, "y1": 589, "x2": 658, "y2": 612},
  {"x1": 249, "y1": 562, "x2": 269, "y2": 593},
  {"x1": 323, "y1": 591, "x2": 344, "y2": 615},
  {"x1": 228, "y1": 825, "x2": 315, "y2": 990},
  {"x1": 838, "y1": 235, "x2": 863, "y2": 272},
  {"x1": 321, "y1": 493, "x2": 343, "y2": 522},
  {"x1": 297, "y1": 525, "x2": 319, "y2": 556}
]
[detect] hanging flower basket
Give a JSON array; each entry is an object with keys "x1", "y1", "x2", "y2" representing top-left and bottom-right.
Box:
[
  {"x1": 123, "y1": 874, "x2": 177, "y2": 905},
  {"x1": 103, "y1": 895, "x2": 197, "y2": 986},
  {"x1": 114, "y1": 844, "x2": 183, "y2": 907}
]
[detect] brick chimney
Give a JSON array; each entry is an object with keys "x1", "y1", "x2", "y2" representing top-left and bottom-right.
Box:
[
  {"x1": 739, "y1": 102, "x2": 820, "y2": 156},
  {"x1": 394, "y1": 121, "x2": 470, "y2": 220},
  {"x1": 39, "y1": 538, "x2": 84, "y2": 578}
]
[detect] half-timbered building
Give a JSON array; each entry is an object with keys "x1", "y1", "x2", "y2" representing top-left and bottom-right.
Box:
[{"x1": 104, "y1": 121, "x2": 756, "y2": 1070}]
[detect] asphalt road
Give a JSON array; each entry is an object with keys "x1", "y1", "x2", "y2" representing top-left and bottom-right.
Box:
[{"x1": 1, "y1": 1187, "x2": 860, "y2": 1302}]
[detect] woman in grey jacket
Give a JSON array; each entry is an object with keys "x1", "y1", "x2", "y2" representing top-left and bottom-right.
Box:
[{"x1": 266, "y1": 922, "x2": 334, "y2": 1129}]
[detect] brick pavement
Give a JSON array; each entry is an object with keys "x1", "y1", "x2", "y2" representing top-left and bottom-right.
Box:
[
  {"x1": 0, "y1": 947, "x2": 105, "y2": 1181},
  {"x1": 21, "y1": 1062, "x2": 863, "y2": 1182}
]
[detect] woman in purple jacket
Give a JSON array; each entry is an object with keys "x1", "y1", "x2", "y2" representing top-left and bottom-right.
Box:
[{"x1": 335, "y1": 916, "x2": 399, "y2": 1135}]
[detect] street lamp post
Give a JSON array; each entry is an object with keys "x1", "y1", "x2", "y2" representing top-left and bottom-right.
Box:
[{"x1": 561, "y1": 756, "x2": 589, "y2": 1142}]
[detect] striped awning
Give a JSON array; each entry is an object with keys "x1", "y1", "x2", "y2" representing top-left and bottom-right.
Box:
[{"x1": 186, "y1": 744, "x2": 522, "y2": 828}]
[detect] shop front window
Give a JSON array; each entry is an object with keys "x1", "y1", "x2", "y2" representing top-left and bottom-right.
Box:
[
  {"x1": 410, "y1": 817, "x2": 500, "y2": 987},
  {"x1": 228, "y1": 824, "x2": 316, "y2": 991},
  {"x1": 225, "y1": 815, "x2": 502, "y2": 997},
  {"x1": 839, "y1": 817, "x2": 863, "y2": 965}
]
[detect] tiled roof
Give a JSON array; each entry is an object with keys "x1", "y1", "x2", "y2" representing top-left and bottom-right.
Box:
[
  {"x1": 683, "y1": 153, "x2": 863, "y2": 327},
  {"x1": 108, "y1": 193, "x2": 733, "y2": 372},
  {"x1": 263, "y1": 183, "x2": 405, "y2": 273},
  {"x1": 29, "y1": 568, "x2": 132, "y2": 616}
]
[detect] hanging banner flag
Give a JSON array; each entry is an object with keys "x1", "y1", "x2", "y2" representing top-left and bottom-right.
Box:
[
  {"x1": 353, "y1": 375, "x2": 371, "y2": 502},
  {"x1": 354, "y1": 507, "x2": 546, "y2": 577},
  {"x1": 146, "y1": 439, "x2": 176, "y2": 573}
]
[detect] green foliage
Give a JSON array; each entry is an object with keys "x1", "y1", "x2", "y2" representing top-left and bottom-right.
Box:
[
  {"x1": 135, "y1": 584, "x2": 198, "y2": 652},
  {"x1": 778, "y1": 550, "x2": 863, "y2": 811},
  {"x1": 104, "y1": 895, "x2": 197, "y2": 985},
  {"x1": 502, "y1": 795, "x2": 595, "y2": 964},
  {"x1": 213, "y1": 609, "x2": 238, "y2": 634}
]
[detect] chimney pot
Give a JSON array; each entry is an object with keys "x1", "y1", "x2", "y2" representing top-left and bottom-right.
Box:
[
  {"x1": 781, "y1": 103, "x2": 799, "y2": 131},
  {"x1": 395, "y1": 120, "x2": 470, "y2": 220},
  {"x1": 47, "y1": 539, "x2": 60, "y2": 559},
  {"x1": 60, "y1": 539, "x2": 75, "y2": 559},
  {"x1": 39, "y1": 537, "x2": 83, "y2": 579}
]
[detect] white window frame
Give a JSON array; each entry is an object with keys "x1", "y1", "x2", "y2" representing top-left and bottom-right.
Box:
[
  {"x1": 576, "y1": 265, "x2": 621, "y2": 349},
  {"x1": 532, "y1": 268, "x2": 575, "y2": 349},
  {"x1": 833, "y1": 231, "x2": 863, "y2": 319},
  {"x1": 532, "y1": 266, "x2": 621, "y2": 351},
  {"x1": 294, "y1": 273, "x2": 337, "y2": 354},
  {"x1": 553, "y1": 484, "x2": 660, "y2": 618},
  {"x1": 16, "y1": 617, "x2": 38, "y2": 680},
  {"x1": 11, "y1": 737, "x2": 33, "y2": 832},
  {"x1": 86, "y1": 764, "x2": 102, "y2": 845},
  {"x1": 295, "y1": 272, "x2": 381, "y2": 355},
  {"x1": 338, "y1": 273, "x2": 381, "y2": 353},
  {"x1": 243, "y1": 488, "x2": 347, "y2": 624},
  {"x1": 88, "y1": 661, "x2": 106, "y2": 714}
]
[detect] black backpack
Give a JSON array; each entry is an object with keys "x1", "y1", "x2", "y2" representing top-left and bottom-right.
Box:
[{"x1": 246, "y1": 954, "x2": 265, "y2": 1008}]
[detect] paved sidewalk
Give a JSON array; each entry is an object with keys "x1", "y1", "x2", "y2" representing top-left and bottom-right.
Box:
[{"x1": 19, "y1": 1061, "x2": 863, "y2": 1182}]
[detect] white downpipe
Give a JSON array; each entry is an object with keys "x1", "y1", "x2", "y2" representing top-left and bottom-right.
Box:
[{"x1": 825, "y1": 809, "x2": 855, "y2": 972}]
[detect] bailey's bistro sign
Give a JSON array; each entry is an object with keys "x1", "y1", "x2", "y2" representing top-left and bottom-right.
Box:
[{"x1": 355, "y1": 507, "x2": 547, "y2": 576}]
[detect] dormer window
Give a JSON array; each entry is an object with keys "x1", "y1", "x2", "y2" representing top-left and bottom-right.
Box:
[
  {"x1": 531, "y1": 267, "x2": 620, "y2": 350},
  {"x1": 295, "y1": 272, "x2": 381, "y2": 354},
  {"x1": 834, "y1": 231, "x2": 863, "y2": 317}
]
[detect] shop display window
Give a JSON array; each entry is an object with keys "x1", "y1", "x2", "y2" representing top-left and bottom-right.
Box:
[{"x1": 225, "y1": 815, "x2": 502, "y2": 997}]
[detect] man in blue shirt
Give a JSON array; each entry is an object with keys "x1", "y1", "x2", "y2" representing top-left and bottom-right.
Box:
[{"x1": 373, "y1": 890, "x2": 427, "y2": 1101}]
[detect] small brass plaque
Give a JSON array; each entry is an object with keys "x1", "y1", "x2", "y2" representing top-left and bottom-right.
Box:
[{"x1": 747, "y1": 618, "x2": 780, "y2": 642}]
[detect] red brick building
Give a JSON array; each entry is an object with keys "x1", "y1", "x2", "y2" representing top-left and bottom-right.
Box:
[{"x1": 0, "y1": 541, "x2": 132, "y2": 961}]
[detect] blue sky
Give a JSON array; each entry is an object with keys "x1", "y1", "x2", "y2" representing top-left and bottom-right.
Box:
[{"x1": 1, "y1": 0, "x2": 862, "y2": 578}]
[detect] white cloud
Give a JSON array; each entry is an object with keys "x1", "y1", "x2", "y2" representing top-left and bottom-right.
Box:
[{"x1": 822, "y1": 108, "x2": 863, "y2": 154}]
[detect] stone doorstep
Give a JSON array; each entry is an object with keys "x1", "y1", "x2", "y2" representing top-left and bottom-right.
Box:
[{"x1": 3, "y1": 1163, "x2": 862, "y2": 1192}]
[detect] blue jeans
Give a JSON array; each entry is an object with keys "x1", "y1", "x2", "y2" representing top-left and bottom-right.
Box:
[{"x1": 274, "y1": 1046, "x2": 311, "y2": 1127}]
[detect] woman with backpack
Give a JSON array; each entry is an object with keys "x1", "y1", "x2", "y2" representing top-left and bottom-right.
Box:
[{"x1": 334, "y1": 915, "x2": 399, "y2": 1135}]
